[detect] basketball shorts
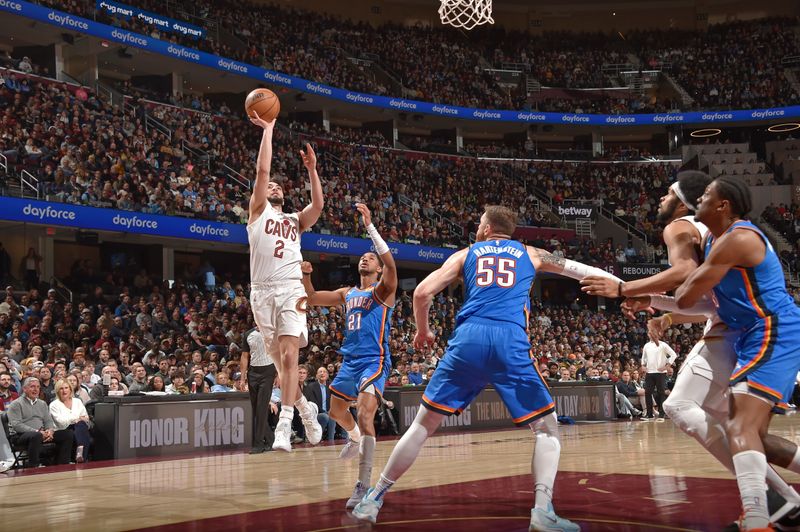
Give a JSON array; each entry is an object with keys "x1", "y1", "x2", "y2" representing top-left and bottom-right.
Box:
[
  {"x1": 330, "y1": 355, "x2": 391, "y2": 400},
  {"x1": 250, "y1": 281, "x2": 308, "y2": 349},
  {"x1": 422, "y1": 317, "x2": 554, "y2": 426},
  {"x1": 729, "y1": 311, "x2": 800, "y2": 413},
  {"x1": 665, "y1": 327, "x2": 739, "y2": 418}
]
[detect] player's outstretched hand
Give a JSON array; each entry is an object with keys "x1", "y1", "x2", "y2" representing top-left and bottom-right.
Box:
[
  {"x1": 301, "y1": 261, "x2": 313, "y2": 275},
  {"x1": 356, "y1": 203, "x2": 372, "y2": 227},
  {"x1": 300, "y1": 143, "x2": 317, "y2": 171},
  {"x1": 580, "y1": 275, "x2": 621, "y2": 298},
  {"x1": 249, "y1": 111, "x2": 275, "y2": 131},
  {"x1": 647, "y1": 315, "x2": 670, "y2": 345},
  {"x1": 621, "y1": 296, "x2": 655, "y2": 320},
  {"x1": 413, "y1": 329, "x2": 435, "y2": 351}
]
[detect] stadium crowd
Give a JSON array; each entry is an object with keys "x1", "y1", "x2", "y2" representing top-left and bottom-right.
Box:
[
  {"x1": 28, "y1": 0, "x2": 800, "y2": 114},
  {"x1": 0, "y1": 68, "x2": 674, "y2": 260}
]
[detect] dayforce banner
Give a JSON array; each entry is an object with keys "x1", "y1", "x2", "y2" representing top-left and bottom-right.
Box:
[
  {"x1": 0, "y1": 197, "x2": 456, "y2": 264},
  {"x1": 2, "y1": 0, "x2": 799, "y2": 126},
  {"x1": 96, "y1": 0, "x2": 204, "y2": 39}
]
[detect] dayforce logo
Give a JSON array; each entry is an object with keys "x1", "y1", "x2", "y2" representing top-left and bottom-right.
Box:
[
  {"x1": 418, "y1": 249, "x2": 445, "y2": 261},
  {"x1": 653, "y1": 114, "x2": 685, "y2": 123},
  {"x1": 605, "y1": 116, "x2": 636, "y2": 124},
  {"x1": 517, "y1": 112, "x2": 546, "y2": 121},
  {"x1": 346, "y1": 93, "x2": 374, "y2": 104},
  {"x1": 0, "y1": 0, "x2": 23, "y2": 12},
  {"x1": 22, "y1": 204, "x2": 76, "y2": 221},
  {"x1": 473, "y1": 110, "x2": 501, "y2": 119},
  {"x1": 48, "y1": 11, "x2": 89, "y2": 30},
  {"x1": 557, "y1": 205, "x2": 594, "y2": 217},
  {"x1": 264, "y1": 71, "x2": 292, "y2": 85},
  {"x1": 561, "y1": 115, "x2": 590, "y2": 123},
  {"x1": 751, "y1": 109, "x2": 785, "y2": 119},
  {"x1": 190, "y1": 223, "x2": 230, "y2": 238},
  {"x1": 112, "y1": 214, "x2": 158, "y2": 230},
  {"x1": 166, "y1": 45, "x2": 200, "y2": 61},
  {"x1": 111, "y1": 29, "x2": 148, "y2": 46},
  {"x1": 305, "y1": 82, "x2": 332, "y2": 96},
  {"x1": 432, "y1": 105, "x2": 458, "y2": 116},
  {"x1": 701, "y1": 112, "x2": 734, "y2": 121},
  {"x1": 389, "y1": 99, "x2": 417, "y2": 110},
  {"x1": 315, "y1": 238, "x2": 348, "y2": 250},
  {"x1": 217, "y1": 59, "x2": 248, "y2": 74}
]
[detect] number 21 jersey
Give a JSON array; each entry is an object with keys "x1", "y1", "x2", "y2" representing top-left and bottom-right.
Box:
[
  {"x1": 247, "y1": 203, "x2": 302, "y2": 283},
  {"x1": 456, "y1": 239, "x2": 536, "y2": 330}
]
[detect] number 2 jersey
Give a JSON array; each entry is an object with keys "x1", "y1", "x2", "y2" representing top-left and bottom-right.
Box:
[
  {"x1": 247, "y1": 203, "x2": 303, "y2": 284},
  {"x1": 456, "y1": 239, "x2": 536, "y2": 330},
  {"x1": 339, "y1": 283, "x2": 393, "y2": 359}
]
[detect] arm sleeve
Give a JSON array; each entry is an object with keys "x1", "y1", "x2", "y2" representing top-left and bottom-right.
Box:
[{"x1": 649, "y1": 294, "x2": 716, "y2": 317}]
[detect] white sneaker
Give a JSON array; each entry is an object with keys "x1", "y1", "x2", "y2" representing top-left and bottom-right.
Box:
[
  {"x1": 273, "y1": 421, "x2": 292, "y2": 452},
  {"x1": 0, "y1": 460, "x2": 12, "y2": 473},
  {"x1": 338, "y1": 438, "x2": 360, "y2": 460},
  {"x1": 529, "y1": 504, "x2": 580, "y2": 532},
  {"x1": 345, "y1": 481, "x2": 368, "y2": 510},
  {"x1": 352, "y1": 488, "x2": 383, "y2": 523},
  {"x1": 300, "y1": 402, "x2": 323, "y2": 445}
]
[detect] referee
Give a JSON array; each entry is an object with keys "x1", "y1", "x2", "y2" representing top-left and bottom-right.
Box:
[{"x1": 239, "y1": 327, "x2": 277, "y2": 453}]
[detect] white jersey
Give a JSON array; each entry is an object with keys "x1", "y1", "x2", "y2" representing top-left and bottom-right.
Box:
[
  {"x1": 668, "y1": 215, "x2": 725, "y2": 337},
  {"x1": 247, "y1": 203, "x2": 303, "y2": 284}
]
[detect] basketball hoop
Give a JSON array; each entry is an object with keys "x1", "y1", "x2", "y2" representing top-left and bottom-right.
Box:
[{"x1": 439, "y1": 0, "x2": 494, "y2": 30}]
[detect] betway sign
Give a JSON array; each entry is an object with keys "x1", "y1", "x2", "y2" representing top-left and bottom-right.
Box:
[{"x1": 555, "y1": 204, "x2": 596, "y2": 220}]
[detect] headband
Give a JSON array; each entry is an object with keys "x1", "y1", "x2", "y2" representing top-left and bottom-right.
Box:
[{"x1": 670, "y1": 182, "x2": 696, "y2": 211}]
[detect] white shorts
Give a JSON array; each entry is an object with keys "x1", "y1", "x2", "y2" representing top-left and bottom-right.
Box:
[
  {"x1": 250, "y1": 281, "x2": 308, "y2": 351},
  {"x1": 665, "y1": 329, "x2": 739, "y2": 418}
]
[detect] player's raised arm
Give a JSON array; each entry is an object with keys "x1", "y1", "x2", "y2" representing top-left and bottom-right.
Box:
[
  {"x1": 412, "y1": 249, "x2": 467, "y2": 351},
  {"x1": 527, "y1": 246, "x2": 624, "y2": 284},
  {"x1": 301, "y1": 261, "x2": 347, "y2": 306},
  {"x1": 248, "y1": 114, "x2": 276, "y2": 224},
  {"x1": 675, "y1": 229, "x2": 763, "y2": 309},
  {"x1": 357, "y1": 203, "x2": 397, "y2": 306},
  {"x1": 297, "y1": 143, "x2": 324, "y2": 232},
  {"x1": 580, "y1": 222, "x2": 701, "y2": 298}
]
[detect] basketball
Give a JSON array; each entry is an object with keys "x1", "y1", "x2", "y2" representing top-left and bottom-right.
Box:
[{"x1": 245, "y1": 88, "x2": 280, "y2": 121}]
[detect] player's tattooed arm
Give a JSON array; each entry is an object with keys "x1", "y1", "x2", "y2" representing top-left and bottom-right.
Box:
[
  {"x1": 534, "y1": 248, "x2": 566, "y2": 269},
  {"x1": 527, "y1": 246, "x2": 623, "y2": 283}
]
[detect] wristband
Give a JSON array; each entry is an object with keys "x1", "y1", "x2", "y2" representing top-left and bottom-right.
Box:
[
  {"x1": 303, "y1": 272, "x2": 311, "y2": 276},
  {"x1": 366, "y1": 223, "x2": 390, "y2": 256},
  {"x1": 617, "y1": 282, "x2": 625, "y2": 297},
  {"x1": 663, "y1": 313, "x2": 673, "y2": 326}
]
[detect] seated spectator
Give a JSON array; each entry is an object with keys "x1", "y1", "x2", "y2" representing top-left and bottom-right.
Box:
[
  {"x1": 146, "y1": 375, "x2": 167, "y2": 393},
  {"x1": 166, "y1": 372, "x2": 189, "y2": 394},
  {"x1": 0, "y1": 371, "x2": 18, "y2": 410},
  {"x1": 49, "y1": 379, "x2": 91, "y2": 463},
  {"x1": 66, "y1": 373, "x2": 90, "y2": 404},
  {"x1": 210, "y1": 372, "x2": 234, "y2": 393},
  {"x1": 614, "y1": 371, "x2": 643, "y2": 418},
  {"x1": 303, "y1": 366, "x2": 337, "y2": 443},
  {"x1": 6, "y1": 377, "x2": 72, "y2": 467}
]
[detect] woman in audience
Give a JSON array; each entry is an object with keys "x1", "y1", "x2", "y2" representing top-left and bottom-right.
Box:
[
  {"x1": 66, "y1": 372, "x2": 90, "y2": 404},
  {"x1": 49, "y1": 378, "x2": 91, "y2": 463},
  {"x1": 146, "y1": 375, "x2": 166, "y2": 393}
]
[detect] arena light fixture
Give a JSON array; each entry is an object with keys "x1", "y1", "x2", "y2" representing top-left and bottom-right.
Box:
[
  {"x1": 767, "y1": 123, "x2": 800, "y2": 133},
  {"x1": 690, "y1": 128, "x2": 721, "y2": 138}
]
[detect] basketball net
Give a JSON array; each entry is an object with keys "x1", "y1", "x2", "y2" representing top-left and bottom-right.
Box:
[{"x1": 439, "y1": 0, "x2": 494, "y2": 30}]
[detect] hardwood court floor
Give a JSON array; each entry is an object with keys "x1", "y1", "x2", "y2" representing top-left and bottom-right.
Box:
[{"x1": 2, "y1": 416, "x2": 800, "y2": 531}]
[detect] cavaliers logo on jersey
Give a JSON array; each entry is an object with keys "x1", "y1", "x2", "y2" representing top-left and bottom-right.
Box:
[{"x1": 264, "y1": 217, "x2": 298, "y2": 241}]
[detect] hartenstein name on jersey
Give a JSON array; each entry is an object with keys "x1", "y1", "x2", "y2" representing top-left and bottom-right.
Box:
[
  {"x1": 472, "y1": 245, "x2": 524, "y2": 258},
  {"x1": 264, "y1": 218, "x2": 298, "y2": 241},
  {"x1": 346, "y1": 295, "x2": 374, "y2": 312}
]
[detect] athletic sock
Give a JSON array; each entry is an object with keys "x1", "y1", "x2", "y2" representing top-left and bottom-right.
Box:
[
  {"x1": 733, "y1": 451, "x2": 770, "y2": 530},
  {"x1": 359, "y1": 436, "x2": 376, "y2": 487},
  {"x1": 369, "y1": 474, "x2": 395, "y2": 502},
  {"x1": 532, "y1": 430, "x2": 561, "y2": 510},
  {"x1": 294, "y1": 395, "x2": 311, "y2": 416},
  {"x1": 279, "y1": 405, "x2": 294, "y2": 424}
]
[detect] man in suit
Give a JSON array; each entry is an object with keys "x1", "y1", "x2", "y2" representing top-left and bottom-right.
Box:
[{"x1": 304, "y1": 366, "x2": 338, "y2": 442}]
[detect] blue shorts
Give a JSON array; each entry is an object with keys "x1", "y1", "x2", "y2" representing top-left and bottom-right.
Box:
[
  {"x1": 730, "y1": 312, "x2": 800, "y2": 413},
  {"x1": 330, "y1": 355, "x2": 391, "y2": 401},
  {"x1": 422, "y1": 318, "x2": 554, "y2": 426}
]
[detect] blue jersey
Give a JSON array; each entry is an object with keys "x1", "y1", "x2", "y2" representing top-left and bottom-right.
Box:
[
  {"x1": 456, "y1": 240, "x2": 536, "y2": 330},
  {"x1": 705, "y1": 220, "x2": 799, "y2": 330},
  {"x1": 338, "y1": 283, "x2": 393, "y2": 359}
]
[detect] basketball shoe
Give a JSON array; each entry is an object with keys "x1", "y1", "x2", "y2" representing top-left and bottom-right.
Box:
[
  {"x1": 529, "y1": 504, "x2": 581, "y2": 532},
  {"x1": 272, "y1": 420, "x2": 292, "y2": 452},
  {"x1": 345, "y1": 481, "x2": 368, "y2": 510},
  {"x1": 300, "y1": 401, "x2": 323, "y2": 445},
  {"x1": 352, "y1": 488, "x2": 383, "y2": 523},
  {"x1": 339, "y1": 439, "x2": 360, "y2": 460}
]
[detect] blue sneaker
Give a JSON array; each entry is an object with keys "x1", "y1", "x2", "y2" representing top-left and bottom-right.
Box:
[
  {"x1": 529, "y1": 504, "x2": 580, "y2": 532},
  {"x1": 352, "y1": 488, "x2": 383, "y2": 523}
]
